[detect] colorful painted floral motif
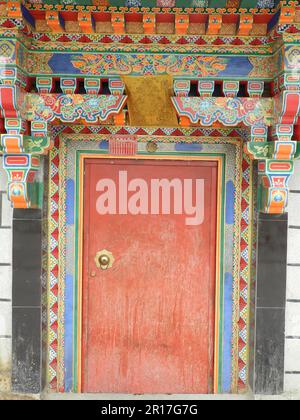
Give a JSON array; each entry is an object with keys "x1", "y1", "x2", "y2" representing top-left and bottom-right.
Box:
[
  {"x1": 172, "y1": 97, "x2": 274, "y2": 126},
  {"x1": 26, "y1": 94, "x2": 127, "y2": 123},
  {"x1": 70, "y1": 54, "x2": 228, "y2": 77},
  {"x1": 285, "y1": 45, "x2": 300, "y2": 71},
  {"x1": 25, "y1": 51, "x2": 273, "y2": 80}
]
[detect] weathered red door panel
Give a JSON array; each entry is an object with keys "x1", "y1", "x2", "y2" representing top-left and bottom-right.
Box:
[{"x1": 82, "y1": 159, "x2": 217, "y2": 394}]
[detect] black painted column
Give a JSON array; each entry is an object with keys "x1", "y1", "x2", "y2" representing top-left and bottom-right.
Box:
[
  {"x1": 12, "y1": 209, "x2": 43, "y2": 394},
  {"x1": 254, "y1": 213, "x2": 288, "y2": 395}
]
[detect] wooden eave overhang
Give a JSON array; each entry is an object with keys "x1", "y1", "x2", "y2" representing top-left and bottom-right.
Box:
[{"x1": 0, "y1": 1, "x2": 299, "y2": 38}]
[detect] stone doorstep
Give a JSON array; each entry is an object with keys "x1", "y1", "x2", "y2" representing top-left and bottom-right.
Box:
[
  {"x1": 0, "y1": 392, "x2": 39, "y2": 400},
  {"x1": 0, "y1": 370, "x2": 38, "y2": 401},
  {"x1": 0, "y1": 391, "x2": 300, "y2": 400},
  {"x1": 35, "y1": 392, "x2": 300, "y2": 400},
  {"x1": 0, "y1": 371, "x2": 11, "y2": 395}
]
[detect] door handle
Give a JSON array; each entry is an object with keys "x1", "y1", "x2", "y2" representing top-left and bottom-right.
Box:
[{"x1": 94, "y1": 249, "x2": 115, "y2": 270}]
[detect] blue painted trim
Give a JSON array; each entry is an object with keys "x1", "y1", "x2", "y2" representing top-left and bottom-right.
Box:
[
  {"x1": 222, "y1": 272, "x2": 233, "y2": 392},
  {"x1": 226, "y1": 180, "x2": 235, "y2": 225},
  {"x1": 175, "y1": 143, "x2": 204, "y2": 152},
  {"x1": 64, "y1": 274, "x2": 74, "y2": 392},
  {"x1": 21, "y1": 4, "x2": 36, "y2": 30},
  {"x1": 66, "y1": 179, "x2": 75, "y2": 226}
]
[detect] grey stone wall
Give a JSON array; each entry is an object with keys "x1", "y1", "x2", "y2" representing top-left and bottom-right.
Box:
[
  {"x1": 0, "y1": 160, "x2": 12, "y2": 392},
  {"x1": 285, "y1": 159, "x2": 300, "y2": 393}
]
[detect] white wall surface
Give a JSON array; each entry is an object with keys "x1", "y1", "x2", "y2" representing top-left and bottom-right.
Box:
[
  {"x1": 0, "y1": 161, "x2": 12, "y2": 393},
  {"x1": 285, "y1": 159, "x2": 300, "y2": 393}
]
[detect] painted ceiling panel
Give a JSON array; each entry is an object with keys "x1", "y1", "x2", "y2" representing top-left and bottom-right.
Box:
[{"x1": 26, "y1": 0, "x2": 279, "y2": 9}]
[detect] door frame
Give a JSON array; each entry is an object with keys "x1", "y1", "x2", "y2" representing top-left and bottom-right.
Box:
[
  {"x1": 47, "y1": 132, "x2": 255, "y2": 394},
  {"x1": 75, "y1": 153, "x2": 224, "y2": 394}
]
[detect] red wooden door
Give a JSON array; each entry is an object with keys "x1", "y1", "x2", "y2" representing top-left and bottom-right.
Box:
[{"x1": 82, "y1": 158, "x2": 217, "y2": 394}]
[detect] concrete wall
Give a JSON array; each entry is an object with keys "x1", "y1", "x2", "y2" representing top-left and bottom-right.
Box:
[
  {"x1": 0, "y1": 160, "x2": 12, "y2": 392},
  {"x1": 285, "y1": 159, "x2": 300, "y2": 393}
]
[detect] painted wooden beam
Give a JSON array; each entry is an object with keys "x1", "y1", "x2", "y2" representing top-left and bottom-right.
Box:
[
  {"x1": 84, "y1": 78, "x2": 101, "y2": 95},
  {"x1": 279, "y1": 5, "x2": 296, "y2": 24},
  {"x1": 248, "y1": 81, "x2": 264, "y2": 98},
  {"x1": 175, "y1": 14, "x2": 189, "y2": 35},
  {"x1": 60, "y1": 78, "x2": 78, "y2": 95},
  {"x1": 7, "y1": 1, "x2": 22, "y2": 19},
  {"x1": 238, "y1": 14, "x2": 253, "y2": 36},
  {"x1": 78, "y1": 12, "x2": 95, "y2": 34},
  {"x1": 46, "y1": 11, "x2": 65, "y2": 33},
  {"x1": 223, "y1": 81, "x2": 240, "y2": 98},
  {"x1": 111, "y1": 13, "x2": 125, "y2": 34},
  {"x1": 143, "y1": 14, "x2": 156, "y2": 35},
  {"x1": 206, "y1": 14, "x2": 222, "y2": 35}
]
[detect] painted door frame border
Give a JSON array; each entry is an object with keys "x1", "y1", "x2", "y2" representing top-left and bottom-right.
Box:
[
  {"x1": 75, "y1": 153, "x2": 224, "y2": 394},
  {"x1": 46, "y1": 132, "x2": 254, "y2": 394}
]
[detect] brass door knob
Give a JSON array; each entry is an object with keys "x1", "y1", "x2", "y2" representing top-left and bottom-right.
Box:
[
  {"x1": 99, "y1": 255, "x2": 110, "y2": 266},
  {"x1": 95, "y1": 249, "x2": 115, "y2": 270}
]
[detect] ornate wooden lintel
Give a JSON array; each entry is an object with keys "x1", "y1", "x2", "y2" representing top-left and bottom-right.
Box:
[
  {"x1": 0, "y1": 2, "x2": 299, "y2": 213},
  {"x1": 172, "y1": 97, "x2": 274, "y2": 127}
]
